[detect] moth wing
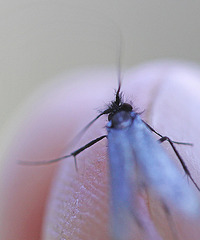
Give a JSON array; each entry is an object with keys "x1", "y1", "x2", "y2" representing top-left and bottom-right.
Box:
[
  {"x1": 107, "y1": 127, "x2": 136, "y2": 240},
  {"x1": 128, "y1": 115, "x2": 199, "y2": 216}
]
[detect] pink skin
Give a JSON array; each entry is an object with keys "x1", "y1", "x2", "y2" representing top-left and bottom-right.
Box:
[{"x1": 1, "y1": 62, "x2": 200, "y2": 240}]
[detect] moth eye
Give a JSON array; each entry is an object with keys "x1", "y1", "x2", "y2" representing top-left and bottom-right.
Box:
[{"x1": 121, "y1": 103, "x2": 133, "y2": 112}]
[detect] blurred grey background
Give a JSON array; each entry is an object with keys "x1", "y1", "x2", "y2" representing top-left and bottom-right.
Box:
[{"x1": 1, "y1": 1, "x2": 200, "y2": 148}]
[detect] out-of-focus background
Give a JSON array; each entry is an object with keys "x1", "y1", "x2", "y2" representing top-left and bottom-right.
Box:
[{"x1": 1, "y1": 1, "x2": 200, "y2": 156}]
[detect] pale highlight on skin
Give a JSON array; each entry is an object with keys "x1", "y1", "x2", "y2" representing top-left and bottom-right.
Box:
[{"x1": 1, "y1": 62, "x2": 200, "y2": 240}]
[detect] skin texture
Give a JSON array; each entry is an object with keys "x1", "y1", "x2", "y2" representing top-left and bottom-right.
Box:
[{"x1": 1, "y1": 62, "x2": 200, "y2": 240}]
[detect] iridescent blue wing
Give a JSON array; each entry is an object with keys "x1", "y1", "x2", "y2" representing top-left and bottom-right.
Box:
[
  {"x1": 107, "y1": 127, "x2": 136, "y2": 240},
  {"x1": 128, "y1": 115, "x2": 199, "y2": 216}
]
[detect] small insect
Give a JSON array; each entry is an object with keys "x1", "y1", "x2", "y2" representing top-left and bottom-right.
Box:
[{"x1": 20, "y1": 74, "x2": 200, "y2": 239}]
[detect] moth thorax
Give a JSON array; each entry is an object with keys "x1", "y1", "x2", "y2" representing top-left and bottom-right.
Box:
[{"x1": 110, "y1": 111, "x2": 132, "y2": 129}]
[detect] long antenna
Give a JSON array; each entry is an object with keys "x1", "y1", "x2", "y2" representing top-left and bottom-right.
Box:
[
  {"x1": 117, "y1": 31, "x2": 122, "y2": 87},
  {"x1": 19, "y1": 28, "x2": 123, "y2": 166},
  {"x1": 67, "y1": 110, "x2": 109, "y2": 147},
  {"x1": 66, "y1": 33, "x2": 124, "y2": 146},
  {"x1": 116, "y1": 31, "x2": 123, "y2": 105}
]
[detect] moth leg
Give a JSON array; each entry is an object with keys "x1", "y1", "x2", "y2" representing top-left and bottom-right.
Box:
[
  {"x1": 158, "y1": 136, "x2": 200, "y2": 191},
  {"x1": 71, "y1": 135, "x2": 107, "y2": 171},
  {"x1": 161, "y1": 201, "x2": 179, "y2": 240},
  {"x1": 143, "y1": 121, "x2": 192, "y2": 146},
  {"x1": 19, "y1": 135, "x2": 107, "y2": 168}
]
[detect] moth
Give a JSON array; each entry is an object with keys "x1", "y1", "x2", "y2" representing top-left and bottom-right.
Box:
[{"x1": 20, "y1": 76, "x2": 200, "y2": 239}]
